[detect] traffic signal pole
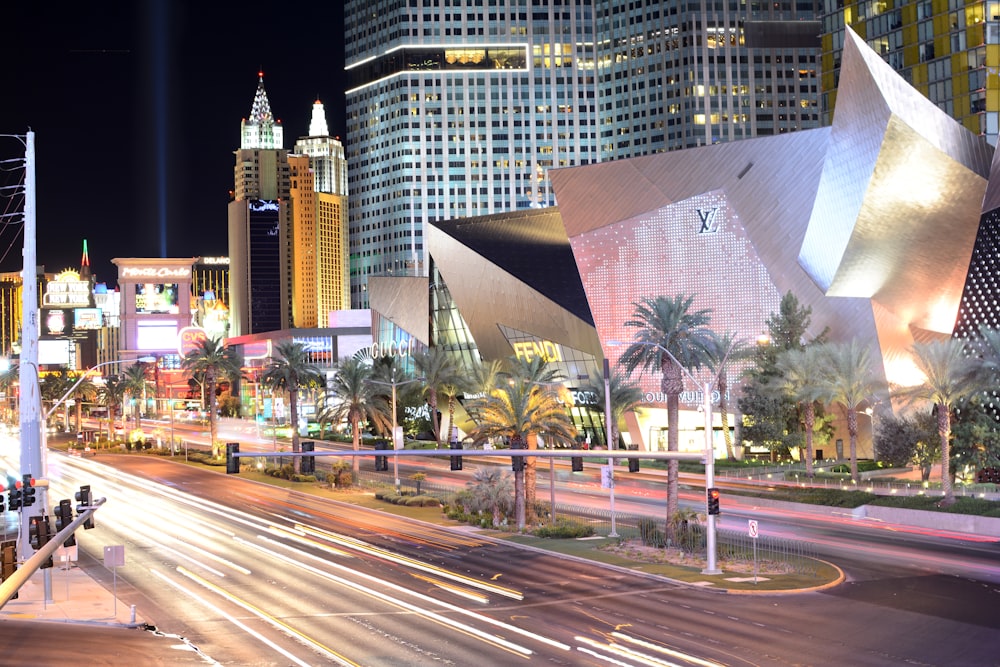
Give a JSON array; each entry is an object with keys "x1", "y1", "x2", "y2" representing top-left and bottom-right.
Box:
[
  {"x1": 17, "y1": 132, "x2": 52, "y2": 601},
  {"x1": 703, "y1": 380, "x2": 721, "y2": 575}
]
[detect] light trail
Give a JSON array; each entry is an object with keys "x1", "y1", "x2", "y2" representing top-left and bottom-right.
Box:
[
  {"x1": 149, "y1": 567, "x2": 355, "y2": 667},
  {"x1": 240, "y1": 536, "x2": 540, "y2": 657},
  {"x1": 293, "y1": 522, "x2": 525, "y2": 600}
]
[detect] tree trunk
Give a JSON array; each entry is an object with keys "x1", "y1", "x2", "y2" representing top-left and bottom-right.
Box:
[
  {"x1": 351, "y1": 416, "x2": 361, "y2": 481},
  {"x1": 514, "y1": 468, "x2": 525, "y2": 532},
  {"x1": 524, "y1": 432, "x2": 538, "y2": 525},
  {"x1": 208, "y1": 371, "x2": 219, "y2": 458},
  {"x1": 719, "y1": 372, "x2": 735, "y2": 461},
  {"x1": 804, "y1": 402, "x2": 815, "y2": 478},
  {"x1": 664, "y1": 360, "x2": 683, "y2": 545},
  {"x1": 938, "y1": 403, "x2": 954, "y2": 504},
  {"x1": 290, "y1": 386, "x2": 301, "y2": 474},
  {"x1": 428, "y1": 389, "x2": 440, "y2": 447},
  {"x1": 848, "y1": 408, "x2": 859, "y2": 483}
]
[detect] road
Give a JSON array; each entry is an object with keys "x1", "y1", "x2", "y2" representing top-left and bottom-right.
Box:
[{"x1": 16, "y1": 449, "x2": 994, "y2": 666}]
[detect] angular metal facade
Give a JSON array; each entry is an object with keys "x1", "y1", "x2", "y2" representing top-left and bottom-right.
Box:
[{"x1": 373, "y1": 28, "x2": 995, "y2": 443}]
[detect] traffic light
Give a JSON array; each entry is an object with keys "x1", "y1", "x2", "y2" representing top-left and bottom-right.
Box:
[
  {"x1": 21, "y1": 475, "x2": 35, "y2": 508},
  {"x1": 54, "y1": 499, "x2": 76, "y2": 547},
  {"x1": 225, "y1": 442, "x2": 240, "y2": 474},
  {"x1": 627, "y1": 444, "x2": 639, "y2": 473},
  {"x1": 28, "y1": 516, "x2": 53, "y2": 568},
  {"x1": 707, "y1": 487, "x2": 721, "y2": 516},
  {"x1": 571, "y1": 456, "x2": 583, "y2": 472},
  {"x1": 301, "y1": 441, "x2": 315, "y2": 475},
  {"x1": 449, "y1": 442, "x2": 462, "y2": 471},
  {"x1": 374, "y1": 440, "x2": 389, "y2": 471},
  {"x1": 0, "y1": 483, "x2": 5, "y2": 513},
  {"x1": 7, "y1": 478, "x2": 21, "y2": 512},
  {"x1": 75, "y1": 485, "x2": 94, "y2": 529},
  {"x1": 1, "y1": 540, "x2": 17, "y2": 598}
]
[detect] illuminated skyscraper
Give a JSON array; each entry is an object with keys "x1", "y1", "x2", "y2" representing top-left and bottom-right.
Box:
[
  {"x1": 291, "y1": 101, "x2": 350, "y2": 326},
  {"x1": 344, "y1": 1, "x2": 823, "y2": 308},
  {"x1": 228, "y1": 73, "x2": 291, "y2": 335},
  {"x1": 821, "y1": 1, "x2": 1000, "y2": 144},
  {"x1": 344, "y1": 1, "x2": 599, "y2": 307}
]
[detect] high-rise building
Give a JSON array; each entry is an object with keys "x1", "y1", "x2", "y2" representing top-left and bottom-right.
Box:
[
  {"x1": 597, "y1": 0, "x2": 822, "y2": 158},
  {"x1": 344, "y1": 1, "x2": 823, "y2": 307},
  {"x1": 820, "y1": 1, "x2": 1000, "y2": 144},
  {"x1": 291, "y1": 101, "x2": 351, "y2": 326},
  {"x1": 228, "y1": 73, "x2": 291, "y2": 335},
  {"x1": 344, "y1": 0, "x2": 599, "y2": 307}
]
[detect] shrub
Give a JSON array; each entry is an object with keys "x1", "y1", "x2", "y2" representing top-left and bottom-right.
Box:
[
  {"x1": 638, "y1": 518, "x2": 664, "y2": 547},
  {"x1": 403, "y1": 495, "x2": 440, "y2": 507},
  {"x1": 291, "y1": 474, "x2": 317, "y2": 483},
  {"x1": 328, "y1": 462, "x2": 354, "y2": 488},
  {"x1": 533, "y1": 518, "x2": 595, "y2": 539}
]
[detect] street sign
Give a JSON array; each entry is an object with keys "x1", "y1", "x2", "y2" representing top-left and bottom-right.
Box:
[
  {"x1": 600, "y1": 465, "x2": 612, "y2": 489},
  {"x1": 748, "y1": 519, "x2": 759, "y2": 539}
]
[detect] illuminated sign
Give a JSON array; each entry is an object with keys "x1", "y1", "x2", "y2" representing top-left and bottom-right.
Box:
[
  {"x1": 249, "y1": 200, "x2": 279, "y2": 212},
  {"x1": 74, "y1": 308, "x2": 103, "y2": 330},
  {"x1": 369, "y1": 338, "x2": 414, "y2": 359},
  {"x1": 177, "y1": 326, "x2": 208, "y2": 357},
  {"x1": 46, "y1": 309, "x2": 68, "y2": 335},
  {"x1": 511, "y1": 340, "x2": 563, "y2": 363},
  {"x1": 137, "y1": 322, "x2": 178, "y2": 350},
  {"x1": 122, "y1": 266, "x2": 191, "y2": 279},
  {"x1": 642, "y1": 389, "x2": 729, "y2": 406},
  {"x1": 199, "y1": 256, "x2": 230, "y2": 265},
  {"x1": 43, "y1": 270, "x2": 90, "y2": 307},
  {"x1": 136, "y1": 283, "x2": 179, "y2": 314},
  {"x1": 242, "y1": 340, "x2": 271, "y2": 361}
]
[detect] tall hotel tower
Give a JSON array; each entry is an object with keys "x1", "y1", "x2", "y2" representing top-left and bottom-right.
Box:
[
  {"x1": 291, "y1": 101, "x2": 351, "y2": 327},
  {"x1": 343, "y1": 1, "x2": 599, "y2": 307},
  {"x1": 228, "y1": 73, "x2": 291, "y2": 335},
  {"x1": 820, "y1": 2, "x2": 1000, "y2": 145},
  {"x1": 344, "y1": 1, "x2": 822, "y2": 307}
]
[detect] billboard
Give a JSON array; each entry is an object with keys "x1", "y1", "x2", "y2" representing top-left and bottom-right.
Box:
[
  {"x1": 135, "y1": 283, "x2": 179, "y2": 314},
  {"x1": 74, "y1": 308, "x2": 103, "y2": 330},
  {"x1": 136, "y1": 322, "x2": 178, "y2": 350}
]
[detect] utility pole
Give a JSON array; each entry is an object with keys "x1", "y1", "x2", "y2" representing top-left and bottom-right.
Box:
[{"x1": 18, "y1": 131, "x2": 51, "y2": 600}]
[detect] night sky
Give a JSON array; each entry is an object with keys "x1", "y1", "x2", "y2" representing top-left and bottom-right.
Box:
[{"x1": 0, "y1": 1, "x2": 346, "y2": 286}]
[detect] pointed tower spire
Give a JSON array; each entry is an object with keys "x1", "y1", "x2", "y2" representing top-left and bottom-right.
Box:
[
  {"x1": 308, "y1": 98, "x2": 330, "y2": 137},
  {"x1": 80, "y1": 239, "x2": 91, "y2": 279},
  {"x1": 241, "y1": 70, "x2": 284, "y2": 150}
]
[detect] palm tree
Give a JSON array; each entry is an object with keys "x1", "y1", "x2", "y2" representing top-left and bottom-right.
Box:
[
  {"x1": 618, "y1": 294, "x2": 714, "y2": 527},
  {"x1": 816, "y1": 340, "x2": 885, "y2": 483},
  {"x1": 0, "y1": 363, "x2": 17, "y2": 423},
  {"x1": 775, "y1": 346, "x2": 827, "y2": 477},
  {"x1": 181, "y1": 338, "x2": 242, "y2": 457},
  {"x1": 583, "y1": 364, "x2": 643, "y2": 450},
  {"x1": 97, "y1": 375, "x2": 127, "y2": 442},
  {"x1": 411, "y1": 347, "x2": 463, "y2": 447},
  {"x1": 505, "y1": 356, "x2": 566, "y2": 521},
  {"x1": 894, "y1": 338, "x2": 982, "y2": 504},
  {"x1": 260, "y1": 341, "x2": 324, "y2": 473},
  {"x1": 70, "y1": 375, "x2": 98, "y2": 434},
  {"x1": 466, "y1": 368, "x2": 576, "y2": 530},
  {"x1": 318, "y1": 356, "x2": 391, "y2": 480},
  {"x1": 40, "y1": 370, "x2": 75, "y2": 430},
  {"x1": 466, "y1": 468, "x2": 514, "y2": 527},
  {"x1": 121, "y1": 362, "x2": 152, "y2": 433},
  {"x1": 703, "y1": 331, "x2": 752, "y2": 461}
]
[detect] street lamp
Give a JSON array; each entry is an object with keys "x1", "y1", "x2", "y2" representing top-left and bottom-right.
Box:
[
  {"x1": 368, "y1": 371, "x2": 425, "y2": 492},
  {"x1": 608, "y1": 339, "x2": 732, "y2": 575}
]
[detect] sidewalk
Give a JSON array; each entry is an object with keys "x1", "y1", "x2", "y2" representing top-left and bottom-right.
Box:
[{"x1": 0, "y1": 560, "x2": 143, "y2": 627}]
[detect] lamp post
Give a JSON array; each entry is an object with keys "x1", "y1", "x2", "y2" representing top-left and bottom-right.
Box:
[
  {"x1": 604, "y1": 358, "x2": 618, "y2": 538},
  {"x1": 369, "y1": 371, "x2": 425, "y2": 492},
  {"x1": 609, "y1": 339, "x2": 734, "y2": 575}
]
